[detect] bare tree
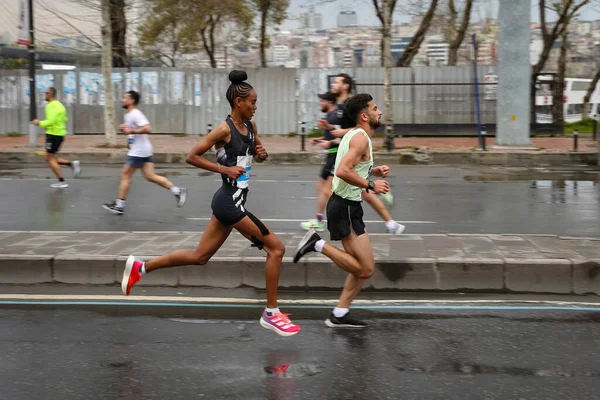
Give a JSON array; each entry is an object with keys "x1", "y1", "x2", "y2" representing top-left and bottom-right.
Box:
[
  {"x1": 252, "y1": 0, "x2": 289, "y2": 68},
  {"x1": 441, "y1": 0, "x2": 474, "y2": 66},
  {"x1": 38, "y1": 0, "x2": 129, "y2": 67},
  {"x1": 101, "y1": 0, "x2": 117, "y2": 145},
  {"x1": 396, "y1": 0, "x2": 439, "y2": 67},
  {"x1": 534, "y1": 0, "x2": 590, "y2": 75},
  {"x1": 553, "y1": 21, "x2": 569, "y2": 126},
  {"x1": 371, "y1": 0, "x2": 397, "y2": 149},
  {"x1": 531, "y1": 0, "x2": 590, "y2": 125},
  {"x1": 110, "y1": 0, "x2": 128, "y2": 67}
]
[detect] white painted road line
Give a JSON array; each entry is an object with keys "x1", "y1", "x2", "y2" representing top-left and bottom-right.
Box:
[
  {"x1": 2, "y1": 294, "x2": 600, "y2": 311},
  {"x1": 1, "y1": 294, "x2": 599, "y2": 307},
  {"x1": 187, "y1": 217, "x2": 437, "y2": 224}
]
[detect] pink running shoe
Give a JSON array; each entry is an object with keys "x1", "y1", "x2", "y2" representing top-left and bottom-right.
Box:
[
  {"x1": 259, "y1": 311, "x2": 301, "y2": 337},
  {"x1": 121, "y1": 255, "x2": 144, "y2": 295}
]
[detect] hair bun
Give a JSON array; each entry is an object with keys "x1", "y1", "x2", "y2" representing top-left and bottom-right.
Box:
[{"x1": 229, "y1": 70, "x2": 248, "y2": 84}]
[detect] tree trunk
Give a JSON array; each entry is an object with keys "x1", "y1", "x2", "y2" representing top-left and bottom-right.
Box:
[
  {"x1": 533, "y1": 42, "x2": 554, "y2": 76},
  {"x1": 200, "y1": 24, "x2": 217, "y2": 68},
  {"x1": 553, "y1": 27, "x2": 568, "y2": 127},
  {"x1": 447, "y1": 0, "x2": 473, "y2": 66},
  {"x1": 448, "y1": 45, "x2": 459, "y2": 66},
  {"x1": 396, "y1": 0, "x2": 438, "y2": 67},
  {"x1": 260, "y1": 7, "x2": 268, "y2": 68},
  {"x1": 101, "y1": 0, "x2": 117, "y2": 145},
  {"x1": 382, "y1": 0, "x2": 394, "y2": 150},
  {"x1": 582, "y1": 68, "x2": 600, "y2": 119},
  {"x1": 109, "y1": 0, "x2": 127, "y2": 68}
]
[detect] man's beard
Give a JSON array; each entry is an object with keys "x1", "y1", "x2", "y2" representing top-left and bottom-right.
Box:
[{"x1": 369, "y1": 118, "x2": 381, "y2": 129}]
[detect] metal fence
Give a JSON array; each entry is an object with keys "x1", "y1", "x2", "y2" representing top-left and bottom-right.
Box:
[{"x1": 0, "y1": 66, "x2": 497, "y2": 136}]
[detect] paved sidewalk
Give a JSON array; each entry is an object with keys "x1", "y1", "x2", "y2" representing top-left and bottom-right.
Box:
[
  {"x1": 1, "y1": 135, "x2": 598, "y2": 166},
  {"x1": 1, "y1": 231, "x2": 599, "y2": 294}
]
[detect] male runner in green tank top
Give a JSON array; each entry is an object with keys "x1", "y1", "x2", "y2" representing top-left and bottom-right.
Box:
[{"x1": 293, "y1": 93, "x2": 391, "y2": 328}]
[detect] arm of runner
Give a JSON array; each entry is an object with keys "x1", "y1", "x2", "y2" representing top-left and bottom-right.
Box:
[
  {"x1": 336, "y1": 134, "x2": 389, "y2": 194},
  {"x1": 132, "y1": 124, "x2": 151, "y2": 134},
  {"x1": 132, "y1": 113, "x2": 151, "y2": 134},
  {"x1": 331, "y1": 128, "x2": 351, "y2": 138},
  {"x1": 371, "y1": 165, "x2": 390, "y2": 178},
  {"x1": 186, "y1": 122, "x2": 245, "y2": 179},
  {"x1": 335, "y1": 133, "x2": 369, "y2": 188},
  {"x1": 252, "y1": 120, "x2": 268, "y2": 163},
  {"x1": 37, "y1": 104, "x2": 56, "y2": 128}
]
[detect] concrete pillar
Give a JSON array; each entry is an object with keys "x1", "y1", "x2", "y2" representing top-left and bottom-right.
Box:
[{"x1": 495, "y1": 0, "x2": 532, "y2": 146}]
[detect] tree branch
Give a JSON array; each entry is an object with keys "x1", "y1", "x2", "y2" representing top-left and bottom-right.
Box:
[
  {"x1": 540, "y1": 0, "x2": 547, "y2": 40},
  {"x1": 373, "y1": 0, "x2": 384, "y2": 24},
  {"x1": 37, "y1": 2, "x2": 102, "y2": 48}
]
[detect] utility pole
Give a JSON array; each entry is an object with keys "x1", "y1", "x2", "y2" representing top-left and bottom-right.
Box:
[{"x1": 27, "y1": 0, "x2": 37, "y2": 147}]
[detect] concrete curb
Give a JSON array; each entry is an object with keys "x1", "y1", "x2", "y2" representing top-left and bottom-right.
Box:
[
  {"x1": 2, "y1": 254, "x2": 600, "y2": 295},
  {"x1": 0, "y1": 150, "x2": 597, "y2": 166}
]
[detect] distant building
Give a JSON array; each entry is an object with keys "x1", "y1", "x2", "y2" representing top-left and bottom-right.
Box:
[
  {"x1": 391, "y1": 37, "x2": 411, "y2": 64},
  {"x1": 272, "y1": 45, "x2": 290, "y2": 66},
  {"x1": 337, "y1": 10, "x2": 358, "y2": 28},
  {"x1": 300, "y1": 7, "x2": 323, "y2": 31},
  {"x1": 426, "y1": 36, "x2": 449, "y2": 65}
]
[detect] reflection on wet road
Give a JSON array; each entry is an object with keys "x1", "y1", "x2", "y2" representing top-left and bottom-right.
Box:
[{"x1": 1, "y1": 302, "x2": 600, "y2": 400}]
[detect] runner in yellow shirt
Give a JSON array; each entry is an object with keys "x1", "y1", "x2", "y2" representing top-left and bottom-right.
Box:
[{"x1": 33, "y1": 87, "x2": 80, "y2": 188}]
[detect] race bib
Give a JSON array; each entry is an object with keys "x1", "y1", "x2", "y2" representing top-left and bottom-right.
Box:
[{"x1": 235, "y1": 155, "x2": 252, "y2": 188}]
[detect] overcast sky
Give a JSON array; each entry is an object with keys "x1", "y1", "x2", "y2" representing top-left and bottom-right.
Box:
[{"x1": 280, "y1": 0, "x2": 600, "y2": 30}]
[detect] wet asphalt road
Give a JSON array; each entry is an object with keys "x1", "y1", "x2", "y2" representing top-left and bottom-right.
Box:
[
  {"x1": 2, "y1": 303, "x2": 600, "y2": 400},
  {"x1": 0, "y1": 164, "x2": 599, "y2": 236}
]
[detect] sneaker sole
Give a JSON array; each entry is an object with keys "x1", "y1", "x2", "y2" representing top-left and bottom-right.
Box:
[
  {"x1": 177, "y1": 190, "x2": 187, "y2": 208},
  {"x1": 102, "y1": 204, "x2": 123, "y2": 215},
  {"x1": 293, "y1": 229, "x2": 317, "y2": 263},
  {"x1": 259, "y1": 317, "x2": 300, "y2": 337},
  {"x1": 50, "y1": 185, "x2": 69, "y2": 188},
  {"x1": 392, "y1": 225, "x2": 406, "y2": 235},
  {"x1": 300, "y1": 224, "x2": 325, "y2": 232},
  {"x1": 325, "y1": 318, "x2": 367, "y2": 328},
  {"x1": 121, "y1": 255, "x2": 135, "y2": 295}
]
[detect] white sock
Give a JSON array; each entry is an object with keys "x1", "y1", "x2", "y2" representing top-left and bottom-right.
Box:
[
  {"x1": 315, "y1": 239, "x2": 325, "y2": 253},
  {"x1": 116, "y1": 198, "x2": 125, "y2": 208},
  {"x1": 266, "y1": 307, "x2": 280, "y2": 315},
  {"x1": 333, "y1": 307, "x2": 349, "y2": 318},
  {"x1": 385, "y1": 220, "x2": 399, "y2": 231},
  {"x1": 139, "y1": 264, "x2": 146, "y2": 275},
  {"x1": 169, "y1": 186, "x2": 181, "y2": 195}
]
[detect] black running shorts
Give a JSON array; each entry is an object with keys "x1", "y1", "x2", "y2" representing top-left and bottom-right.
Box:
[
  {"x1": 211, "y1": 185, "x2": 249, "y2": 226},
  {"x1": 326, "y1": 193, "x2": 366, "y2": 241},
  {"x1": 45, "y1": 134, "x2": 64, "y2": 154},
  {"x1": 320, "y1": 152, "x2": 337, "y2": 180}
]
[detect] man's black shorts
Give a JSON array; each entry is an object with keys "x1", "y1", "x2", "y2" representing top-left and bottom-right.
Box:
[
  {"x1": 45, "y1": 134, "x2": 64, "y2": 154},
  {"x1": 326, "y1": 193, "x2": 366, "y2": 241},
  {"x1": 320, "y1": 152, "x2": 337, "y2": 180}
]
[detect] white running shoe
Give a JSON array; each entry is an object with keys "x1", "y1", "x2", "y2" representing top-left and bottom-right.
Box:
[{"x1": 71, "y1": 160, "x2": 81, "y2": 178}]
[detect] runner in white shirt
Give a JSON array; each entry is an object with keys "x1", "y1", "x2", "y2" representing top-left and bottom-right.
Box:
[{"x1": 102, "y1": 90, "x2": 187, "y2": 215}]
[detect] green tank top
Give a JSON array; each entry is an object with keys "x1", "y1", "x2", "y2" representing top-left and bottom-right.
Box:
[{"x1": 332, "y1": 128, "x2": 373, "y2": 201}]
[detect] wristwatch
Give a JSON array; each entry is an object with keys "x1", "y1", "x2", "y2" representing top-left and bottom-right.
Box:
[{"x1": 367, "y1": 180, "x2": 375, "y2": 192}]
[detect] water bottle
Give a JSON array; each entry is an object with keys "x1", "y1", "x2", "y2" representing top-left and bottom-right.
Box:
[{"x1": 127, "y1": 134, "x2": 134, "y2": 149}]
